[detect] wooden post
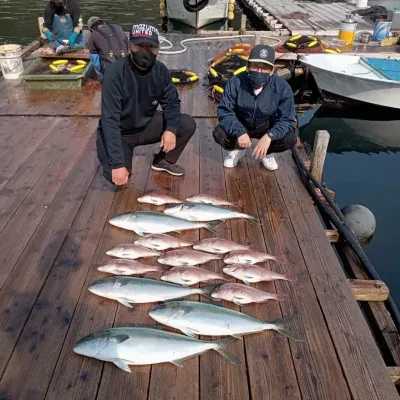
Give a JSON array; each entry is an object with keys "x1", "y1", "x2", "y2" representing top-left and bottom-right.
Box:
[
  {"x1": 310, "y1": 130, "x2": 330, "y2": 183},
  {"x1": 348, "y1": 279, "x2": 390, "y2": 302},
  {"x1": 239, "y1": 14, "x2": 247, "y2": 34},
  {"x1": 388, "y1": 366, "x2": 400, "y2": 384}
]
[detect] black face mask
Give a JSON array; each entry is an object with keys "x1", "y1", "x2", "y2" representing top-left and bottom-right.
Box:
[
  {"x1": 248, "y1": 71, "x2": 270, "y2": 88},
  {"x1": 130, "y1": 49, "x2": 157, "y2": 70},
  {"x1": 52, "y1": 1, "x2": 64, "y2": 13}
]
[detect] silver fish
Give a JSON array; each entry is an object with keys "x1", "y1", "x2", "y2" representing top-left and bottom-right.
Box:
[
  {"x1": 109, "y1": 211, "x2": 219, "y2": 236},
  {"x1": 222, "y1": 264, "x2": 297, "y2": 285},
  {"x1": 158, "y1": 249, "x2": 223, "y2": 267},
  {"x1": 161, "y1": 266, "x2": 227, "y2": 285},
  {"x1": 88, "y1": 276, "x2": 220, "y2": 308},
  {"x1": 163, "y1": 202, "x2": 259, "y2": 223},
  {"x1": 223, "y1": 250, "x2": 283, "y2": 264},
  {"x1": 134, "y1": 234, "x2": 193, "y2": 251},
  {"x1": 193, "y1": 238, "x2": 249, "y2": 254},
  {"x1": 106, "y1": 244, "x2": 161, "y2": 260},
  {"x1": 98, "y1": 259, "x2": 166, "y2": 276},
  {"x1": 211, "y1": 283, "x2": 288, "y2": 305},
  {"x1": 137, "y1": 191, "x2": 183, "y2": 205},
  {"x1": 74, "y1": 327, "x2": 241, "y2": 373},
  {"x1": 149, "y1": 301, "x2": 299, "y2": 340},
  {"x1": 185, "y1": 194, "x2": 238, "y2": 207}
]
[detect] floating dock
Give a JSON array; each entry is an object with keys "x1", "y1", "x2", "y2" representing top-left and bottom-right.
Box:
[
  {"x1": 0, "y1": 34, "x2": 398, "y2": 399},
  {"x1": 240, "y1": 0, "x2": 374, "y2": 35}
]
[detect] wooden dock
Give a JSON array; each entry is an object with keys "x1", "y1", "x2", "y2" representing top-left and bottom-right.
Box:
[
  {"x1": 240, "y1": 0, "x2": 374, "y2": 36},
  {"x1": 0, "y1": 37, "x2": 398, "y2": 399}
]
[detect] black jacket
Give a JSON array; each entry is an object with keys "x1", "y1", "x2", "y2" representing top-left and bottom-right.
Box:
[
  {"x1": 43, "y1": 0, "x2": 80, "y2": 30},
  {"x1": 98, "y1": 56, "x2": 181, "y2": 169}
]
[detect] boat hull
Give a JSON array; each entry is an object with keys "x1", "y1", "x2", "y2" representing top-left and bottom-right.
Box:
[
  {"x1": 302, "y1": 55, "x2": 400, "y2": 110},
  {"x1": 166, "y1": 0, "x2": 229, "y2": 29}
]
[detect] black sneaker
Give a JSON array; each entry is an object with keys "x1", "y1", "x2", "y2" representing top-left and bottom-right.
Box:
[{"x1": 151, "y1": 159, "x2": 185, "y2": 176}]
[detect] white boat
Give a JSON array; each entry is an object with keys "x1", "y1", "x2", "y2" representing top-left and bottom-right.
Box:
[
  {"x1": 166, "y1": 0, "x2": 229, "y2": 29},
  {"x1": 300, "y1": 54, "x2": 400, "y2": 109}
]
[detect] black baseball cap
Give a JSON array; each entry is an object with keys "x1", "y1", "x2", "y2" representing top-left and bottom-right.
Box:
[
  {"x1": 129, "y1": 21, "x2": 160, "y2": 48},
  {"x1": 248, "y1": 45, "x2": 275, "y2": 68}
]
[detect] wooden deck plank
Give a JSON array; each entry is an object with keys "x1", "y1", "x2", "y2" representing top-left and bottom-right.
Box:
[
  {"x1": 0, "y1": 119, "x2": 96, "y2": 291},
  {"x1": 223, "y1": 147, "x2": 301, "y2": 399},
  {"x1": 0, "y1": 117, "x2": 93, "y2": 233},
  {"x1": 276, "y1": 151, "x2": 398, "y2": 399},
  {"x1": 46, "y1": 146, "x2": 155, "y2": 400},
  {"x1": 246, "y1": 152, "x2": 352, "y2": 399},
  {"x1": 0, "y1": 171, "x2": 114, "y2": 400},
  {"x1": 0, "y1": 136, "x2": 98, "y2": 379},
  {"x1": 198, "y1": 118, "x2": 250, "y2": 400}
]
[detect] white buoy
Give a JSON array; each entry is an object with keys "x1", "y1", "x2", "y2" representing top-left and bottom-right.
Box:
[
  {"x1": 341, "y1": 204, "x2": 376, "y2": 241},
  {"x1": 0, "y1": 44, "x2": 24, "y2": 79}
]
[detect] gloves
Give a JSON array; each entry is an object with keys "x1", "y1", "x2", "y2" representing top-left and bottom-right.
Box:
[
  {"x1": 68, "y1": 31, "x2": 78, "y2": 48},
  {"x1": 44, "y1": 30, "x2": 53, "y2": 41}
]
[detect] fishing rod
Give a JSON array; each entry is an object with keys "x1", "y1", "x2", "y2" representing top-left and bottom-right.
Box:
[{"x1": 291, "y1": 145, "x2": 400, "y2": 332}]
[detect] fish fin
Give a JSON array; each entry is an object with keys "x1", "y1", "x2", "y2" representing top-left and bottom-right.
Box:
[
  {"x1": 204, "y1": 221, "x2": 221, "y2": 234},
  {"x1": 214, "y1": 337, "x2": 242, "y2": 365},
  {"x1": 200, "y1": 283, "x2": 224, "y2": 299},
  {"x1": 233, "y1": 300, "x2": 245, "y2": 306},
  {"x1": 274, "y1": 293, "x2": 289, "y2": 301},
  {"x1": 113, "y1": 359, "x2": 132, "y2": 373},
  {"x1": 171, "y1": 359, "x2": 185, "y2": 368},
  {"x1": 283, "y1": 271, "x2": 297, "y2": 281},
  {"x1": 181, "y1": 328, "x2": 197, "y2": 338},
  {"x1": 117, "y1": 299, "x2": 134, "y2": 308},
  {"x1": 269, "y1": 315, "x2": 302, "y2": 341}
]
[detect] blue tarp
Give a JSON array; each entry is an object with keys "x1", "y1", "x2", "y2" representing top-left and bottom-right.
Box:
[{"x1": 362, "y1": 57, "x2": 400, "y2": 81}]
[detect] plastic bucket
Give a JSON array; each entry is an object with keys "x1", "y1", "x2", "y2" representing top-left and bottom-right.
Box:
[
  {"x1": 0, "y1": 44, "x2": 24, "y2": 79},
  {"x1": 372, "y1": 20, "x2": 392, "y2": 42}
]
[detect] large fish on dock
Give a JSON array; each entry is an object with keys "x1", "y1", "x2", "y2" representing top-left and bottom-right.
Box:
[
  {"x1": 193, "y1": 238, "x2": 250, "y2": 254},
  {"x1": 185, "y1": 194, "x2": 238, "y2": 207},
  {"x1": 88, "y1": 276, "x2": 220, "y2": 308},
  {"x1": 98, "y1": 259, "x2": 166, "y2": 276},
  {"x1": 149, "y1": 301, "x2": 299, "y2": 340},
  {"x1": 211, "y1": 283, "x2": 288, "y2": 305},
  {"x1": 223, "y1": 250, "x2": 283, "y2": 264},
  {"x1": 158, "y1": 249, "x2": 223, "y2": 267},
  {"x1": 163, "y1": 202, "x2": 259, "y2": 223},
  {"x1": 106, "y1": 244, "x2": 161, "y2": 260},
  {"x1": 109, "y1": 211, "x2": 219, "y2": 236},
  {"x1": 137, "y1": 192, "x2": 183, "y2": 205},
  {"x1": 222, "y1": 264, "x2": 297, "y2": 285},
  {"x1": 161, "y1": 266, "x2": 227, "y2": 285},
  {"x1": 74, "y1": 327, "x2": 241, "y2": 373},
  {"x1": 134, "y1": 234, "x2": 193, "y2": 251}
]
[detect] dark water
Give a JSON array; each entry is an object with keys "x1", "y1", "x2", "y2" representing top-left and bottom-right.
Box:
[
  {"x1": 0, "y1": 0, "x2": 242, "y2": 45},
  {"x1": 299, "y1": 105, "x2": 400, "y2": 309}
]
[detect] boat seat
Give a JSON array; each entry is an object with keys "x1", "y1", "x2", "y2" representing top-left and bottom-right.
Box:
[{"x1": 361, "y1": 57, "x2": 400, "y2": 81}]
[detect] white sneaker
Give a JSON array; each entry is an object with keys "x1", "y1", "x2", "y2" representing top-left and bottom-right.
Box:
[
  {"x1": 262, "y1": 154, "x2": 278, "y2": 170},
  {"x1": 223, "y1": 149, "x2": 246, "y2": 168}
]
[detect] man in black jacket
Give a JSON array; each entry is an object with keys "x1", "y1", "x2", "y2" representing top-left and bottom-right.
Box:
[{"x1": 97, "y1": 21, "x2": 196, "y2": 188}]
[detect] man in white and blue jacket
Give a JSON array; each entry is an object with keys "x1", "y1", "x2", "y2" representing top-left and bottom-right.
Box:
[{"x1": 214, "y1": 44, "x2": 297, "y2": 170}]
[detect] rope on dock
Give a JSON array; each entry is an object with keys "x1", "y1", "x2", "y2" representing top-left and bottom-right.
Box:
[{"x1": 292, "y1": 145, "x2": 400, "y2": 331}]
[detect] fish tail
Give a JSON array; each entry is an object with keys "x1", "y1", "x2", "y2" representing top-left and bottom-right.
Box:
[
  {"x1": 283, "y1": 271, "x2": 297, "y2": 281},
  {"x1": 204, "y1": 221, "x2": 221, "y2": 234},
  {"x1": 214, "y1": 337, "x2": 242, "y2": 365},
  {"x1": 269, "y1": 315, "x2": 302, "y2": 341},
  {"x1": 200, "y1": 283, "x2": 224, "y2": 299},
  {"x1": 273, "y1": 292, "x2": 289, "y2": 301},
  {"x1": 270, "y1": 255, "x2": 285, "y2": 263}
]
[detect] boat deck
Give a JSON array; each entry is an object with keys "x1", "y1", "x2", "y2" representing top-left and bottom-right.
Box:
[{"x1": 0, "y1": 38, "x2": 398, "y2": 399}]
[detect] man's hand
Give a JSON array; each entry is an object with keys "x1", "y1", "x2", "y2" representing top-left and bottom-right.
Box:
[
  {"x1": 238, "y1": 133, "x2": 252, "y2": 149},
  {"x1": 160, "y1": 131, "x2": 176, "y2": 153},
  {"x1": 111, "y1": 167, "x2": 129, "y2": 186},
  {"x1": 252, "y1": 134, "x2": 272, "y2": 159}
]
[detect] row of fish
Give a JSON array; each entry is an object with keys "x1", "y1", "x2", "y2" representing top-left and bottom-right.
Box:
[
  {"x1": 74, "y1": 194, "x2": 299, "y2": 373},
  {"x1": 74, "y1": 300, "x2": 298, "y2": 372}
]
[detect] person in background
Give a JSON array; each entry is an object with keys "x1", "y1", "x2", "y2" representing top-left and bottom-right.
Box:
[
  {"x1": 213, "y1": 44, "x2": 297, "y2": 171},
  {"x1": 86, "y1": 16, "x2": 129, "y2": 80},
  {"x1": 97, "y1": 21, "x2": 196, "y2": 190},
  {"x1": 42, "y1": 0, "x2": 83, "y2": 54}
]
